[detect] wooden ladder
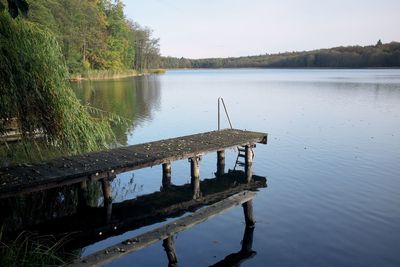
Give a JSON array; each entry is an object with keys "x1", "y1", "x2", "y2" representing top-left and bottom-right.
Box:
[{"x1": 233, "y1": 146, "x2": 246, "y2": 171}]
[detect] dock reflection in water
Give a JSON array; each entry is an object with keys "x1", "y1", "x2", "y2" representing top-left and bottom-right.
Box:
[
  {"x1": 161, "y1": 221, "x2": 256, "y2": 267},
  {"x1": 209, "y1": 225, "x2": 256, "y2": 267},
  {"x1": 1, "y1": 170, "x2": 266, "y2": 266}
]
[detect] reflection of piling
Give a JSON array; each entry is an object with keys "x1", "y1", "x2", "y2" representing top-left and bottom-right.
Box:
[
  {"x1": 245, "y1": 145, "x2": 254, "y2": 183},
  {"x1": 163, "y1": 236, "x2": 178, "y2": 267},
  {"x1": 207, "y1": 223, "x2": 256, "y2": 266},
  {"x1": 216, "y1": 150, "x2": 225, "y2": 177},
  {"x1": 190, "y1": 156, "x2": 202, "y2": 199},
  {"x1": 162, "y1": 162, "x2": 172, "y2": 189},
  {"x1": 101, "y1": 178, "x2": 113, "y2": 204},
  {"x1": 161, "y1": 225, "x2": 255, "y2": 267},
  {"x1": 101, "y1": 177, "x2": 113, "y2": 223},
  {"x1": 241, "y1": 225, "x2": 255, "y2": 253},
  {"x1": 78, "y1": 180, "x2": 89, "y2": 210},
  {"x1": 242, "y1": 200, "x2": 255, "y2": 227}
]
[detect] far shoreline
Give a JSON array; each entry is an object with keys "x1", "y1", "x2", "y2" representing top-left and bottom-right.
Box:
[{"x1": 163, "y1": 67, "x2": 400, "y2": 71}]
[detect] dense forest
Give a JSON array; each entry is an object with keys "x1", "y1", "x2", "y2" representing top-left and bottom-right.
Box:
[
  {"x1": 160, "y1": 41, "x2": 400, "y2": 69},
  {"x1": 0, "y1": 0, "x2": 160, "y2": 74}
]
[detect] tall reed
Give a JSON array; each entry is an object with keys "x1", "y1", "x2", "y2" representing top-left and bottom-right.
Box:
[{"x1": 0, "y1": 11, "x2": 114, "y2": 164}]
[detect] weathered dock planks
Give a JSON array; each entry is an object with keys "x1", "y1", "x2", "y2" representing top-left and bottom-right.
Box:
[{"x1": 0, "y1": 129, "x2": 267, "y2": 199}]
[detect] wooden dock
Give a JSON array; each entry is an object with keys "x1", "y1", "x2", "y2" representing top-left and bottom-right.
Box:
[
  {"x1": 0, "y1": 128, "x2": 268, "y2": 266},
  {"x1": 0, "y1": 129, "x2": 267, "y2": 199}
]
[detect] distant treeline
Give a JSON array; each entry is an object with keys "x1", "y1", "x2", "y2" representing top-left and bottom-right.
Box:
[
  {"x1": 2, "y1": 0, "x2": 161, "y2": 73},
  {"x1": 159, "y1": 41, "x2": 400, "y2": 69}
]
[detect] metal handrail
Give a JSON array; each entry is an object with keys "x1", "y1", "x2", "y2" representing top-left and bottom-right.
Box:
[
  {"x1": 218, "y1": 97, "x2": 233, "y2": 130},
  {"x1": 217, "y1": 97, "x2": 255, "y2": 171}
]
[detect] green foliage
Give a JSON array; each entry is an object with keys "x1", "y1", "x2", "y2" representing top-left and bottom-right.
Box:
[
  {"x1": 0, "y1": 11, "x2": 114, "y2": 163},
  {"x1": 23, "y1": 0, "x2": 59, "y2": 34},
  {"x1": 82, "y1": 59, "x2": 91, "y2": 71},
  {"x1": 19, "y1": 0, "x2": 160, "y2": 74},
  {"x1": 160, "y1": 42, "x2": 400, "y2": 69},
  {"x1": 54, "y1": 0, "x2": 108, "y2": 73},
  {"x1": 103, "y1": 0, "x2": 134, "y2": 69}
]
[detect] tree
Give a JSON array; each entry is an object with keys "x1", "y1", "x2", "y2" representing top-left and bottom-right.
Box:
[
  {"x1": 2, "y1": 0, "x2": 160, "y2": 73},
  {"x1": 102, "y1": 0, "x2": 135, "y2": 70},
  {"x1": 132, "y1": 23, "x2": 160, "y2": 70}
]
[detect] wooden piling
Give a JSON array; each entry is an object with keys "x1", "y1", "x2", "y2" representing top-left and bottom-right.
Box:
[
  {"x1": 245, "y1": 145, "x2": 253, "y2": 183},
  {"x1": 216, "y1": 150, "x2": 225, "y2": 177},
  {"x1": 162, "y1": 162, "x2": 172, "y2": 189},
  {"x1": 190, "y1": 156, "x2": 201, "y2": 199},
  {"x1": 242, "y1": 200, "x2": 255, "y2": 227},
  {"x1": 162, "y1": 236, "x2": 178, "y2": 267}
]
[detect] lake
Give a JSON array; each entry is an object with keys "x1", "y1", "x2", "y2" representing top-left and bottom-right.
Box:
[{"x1": 69, "y1": 69, "x2": 400, "y2": 266}]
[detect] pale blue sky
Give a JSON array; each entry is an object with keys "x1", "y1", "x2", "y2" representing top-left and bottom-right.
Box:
[{"x1": 123, "y1": 0, "x2": 399, "y2": 59}]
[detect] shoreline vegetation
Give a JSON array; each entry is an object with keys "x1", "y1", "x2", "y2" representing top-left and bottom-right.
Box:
[
  {"x1": 159, "y1": 41, "x2": 400, "y2": 69},
  {"x1": 0, "y1": 0, "x2": 163, "y2": 166},
  {"x1": 0, "y1": 12, "x2": 115, "y2": 165},
  {"x1": 0, "y1": 0, "x2": 168, "y2": 168},
  {"x1": 69, "y1": 69, "x2": 166, "y2": 81}
]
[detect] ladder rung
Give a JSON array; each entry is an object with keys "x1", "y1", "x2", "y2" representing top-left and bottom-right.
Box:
[{"x1": 238, "y1": 154, "x2": 246, "y2": 158}]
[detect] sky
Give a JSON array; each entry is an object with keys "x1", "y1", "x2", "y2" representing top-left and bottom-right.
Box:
[{"x1": 123, "y1": 0, "x2": 400, "y2": 59}]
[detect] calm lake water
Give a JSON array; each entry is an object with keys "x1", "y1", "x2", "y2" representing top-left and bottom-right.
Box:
[{"x1": 71, "y1": 69, "x2": 400, "y2": 266}]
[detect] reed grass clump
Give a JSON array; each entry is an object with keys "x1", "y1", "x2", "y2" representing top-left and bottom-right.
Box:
[
  {"x1": 0, "y1": 11, "x2": 114, "y2": 163},
  {"x1": 0, "y1": 231, "x2": 70, "y2": 267},
  {"x1": 82, "y1": 69, "x2": 140, "y2": 80},
  {"x1": 147, "y1": 68, "x2": 166, "y2": 75}
]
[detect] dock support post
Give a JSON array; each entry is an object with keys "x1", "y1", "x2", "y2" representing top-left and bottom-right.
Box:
[
  {"x1": 78, "y1": 180, "x2": 89, "y2": 210},
  {"x1": 245, "y1": 145, "x2": 254, "y2": 182},
  {"x1": 242, "y1": 200, "x2": 255, "y2": 227},
  {"x1": 162, "y1": 162, "x2": 172, "y2": 189},
  {"x1": 216, "y1": 150, "x2": 225, "y2": 177},
  {"x1": 101, "y1": 178, "x2": 113, "y2": 223},
  {"x1": 162, "y1": 236, "x2": 178, "y2": 267},
  {"x1": 190, "y1": 156, "x2": 201, "y2": 199}
]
